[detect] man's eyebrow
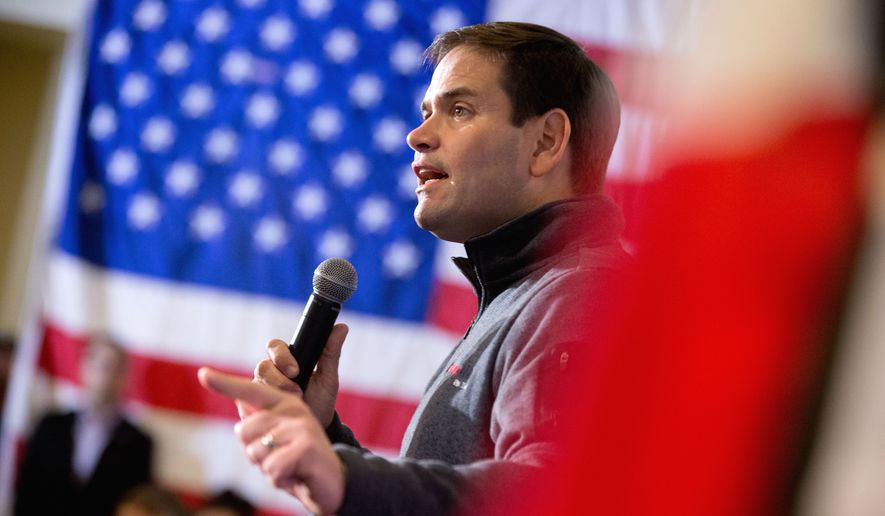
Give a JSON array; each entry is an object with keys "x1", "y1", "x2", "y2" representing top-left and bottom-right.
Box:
[
  {"x1": 439, "y1": 86, "x2": 480, "y2": 100},
  {"x1": 420, "y1": 87, "x2": 480, "y2": 112}
]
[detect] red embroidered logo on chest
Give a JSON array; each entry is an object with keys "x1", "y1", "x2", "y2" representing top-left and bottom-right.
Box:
[{"x1": 446, "y1": 363, "x2": 468, "y2": 389}]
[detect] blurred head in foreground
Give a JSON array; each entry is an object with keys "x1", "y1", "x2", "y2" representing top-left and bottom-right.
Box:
[
  {"x1": 194, "y1": 489, "x2": 255, "y2": 516},
  {"x1": 114, "y1": 484, "x2": 190, "y2": 516}
]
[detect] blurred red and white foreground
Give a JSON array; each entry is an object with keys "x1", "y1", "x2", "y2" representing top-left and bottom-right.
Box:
[{"x1": 509, "y1": 1, "x2": 885, "y2": 515}]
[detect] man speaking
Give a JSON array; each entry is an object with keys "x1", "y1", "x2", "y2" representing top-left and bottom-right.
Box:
[{"x1": 199, "y1": 21, "x2": 626, "y2": 514}]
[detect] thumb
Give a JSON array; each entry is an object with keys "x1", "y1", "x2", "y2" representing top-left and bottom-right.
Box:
[
  {"x1": 198, "y1": 367, "x2": 284, "y2": 409},
  {"x1": 315, "y1": 323, "x2": 348, "y2": 376}
]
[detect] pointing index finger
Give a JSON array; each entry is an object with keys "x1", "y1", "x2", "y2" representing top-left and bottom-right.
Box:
[{"x1": 198, "y1": 367, "x2": 284, "y2": 410}]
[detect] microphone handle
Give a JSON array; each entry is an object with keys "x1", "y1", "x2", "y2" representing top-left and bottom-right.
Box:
[{"x1": 288, "y1": 293, "x2": 341, "y2": 392}]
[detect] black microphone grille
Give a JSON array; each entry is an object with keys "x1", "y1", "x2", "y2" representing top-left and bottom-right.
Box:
[{"x1": 312, "y1": 258, "x2": 358, "y2": 303}]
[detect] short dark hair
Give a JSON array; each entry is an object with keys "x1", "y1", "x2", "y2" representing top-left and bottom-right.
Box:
[{"x1": 426, "y1": 22, "x2": 620, "y2": 194}]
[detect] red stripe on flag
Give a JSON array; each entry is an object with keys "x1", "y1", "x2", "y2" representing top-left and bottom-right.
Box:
[
  {"x1": 426, "y1": 279, "x2": 476, "y2": 336},
  {"x1": 335, "y1": 391, "x2": 419, "y2": 452},
  {"x1": 39, "y1": 323, "x2": 417, "y2": 451},
  {"x1": 39, "y1": 323, "x2": 240, "y2": 419},
  {"x1": 38, "y1": 325, "x2": 83, "y2": 384}
]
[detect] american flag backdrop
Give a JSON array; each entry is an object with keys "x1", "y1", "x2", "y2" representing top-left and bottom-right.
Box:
[{"x1": 1, "y1": 0, "x2": 695, "y2": 513}]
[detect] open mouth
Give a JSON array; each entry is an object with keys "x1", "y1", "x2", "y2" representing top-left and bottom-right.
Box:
[{"x1": 414, "y1": 164, "x2": 449, "y2": 185}]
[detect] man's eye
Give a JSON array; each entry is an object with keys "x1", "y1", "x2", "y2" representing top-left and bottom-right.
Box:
[{"x1": 452, "y1": 106, "x2": 467, "y2": 117}]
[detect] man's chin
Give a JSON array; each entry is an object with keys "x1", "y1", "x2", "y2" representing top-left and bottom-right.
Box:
[
  {"x1": 416, "y1": 199, "x2": 483, "y2": 242},
  {"x1": 414, "y1": 210, "x2": 465, "y2": 243},
  {"x1": 413, "y1": 205, "x2": 433, "y2": 232}
]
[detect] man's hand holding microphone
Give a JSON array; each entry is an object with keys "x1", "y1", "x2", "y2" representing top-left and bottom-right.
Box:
[{"x1": 198, "y1": 259, "x2": 358, "y2": 515}]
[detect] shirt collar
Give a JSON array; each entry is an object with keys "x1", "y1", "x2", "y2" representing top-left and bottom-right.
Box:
[{"x1": 452, "y1": 194, "x2": 625, "y2": 312}]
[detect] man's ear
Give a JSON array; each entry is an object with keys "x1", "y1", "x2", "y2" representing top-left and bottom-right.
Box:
[{"x1": 529, "y1": 108, "x2": 571, "y2": 178}]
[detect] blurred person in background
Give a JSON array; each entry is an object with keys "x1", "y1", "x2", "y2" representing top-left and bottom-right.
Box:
[{"x1": 15, "y1": 333, "x2": 154, "y2": 516}]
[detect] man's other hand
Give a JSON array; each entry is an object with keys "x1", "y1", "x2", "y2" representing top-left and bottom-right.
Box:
[
  {"x1": 198, "y1": 367, "x2": 346, "y2": 515},
  {"x1": 248, "y1": 323, "x2": 349, "y2": 428}
]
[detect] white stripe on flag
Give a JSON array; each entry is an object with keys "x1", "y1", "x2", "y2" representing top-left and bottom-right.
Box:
[
  {"x1": 487, "y1": 0, "x2": 705, "y2": 53},
  {"x1": 44, "y1": 251, "x2": 457, "y2": 402},
  {"x1": 433, "y1": 241, "x2": 469, "y2": 285}
]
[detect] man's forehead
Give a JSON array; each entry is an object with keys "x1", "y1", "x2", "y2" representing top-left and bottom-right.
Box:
[{"x1": 422, "y1": 46, "x2": 502, "y2": 103}]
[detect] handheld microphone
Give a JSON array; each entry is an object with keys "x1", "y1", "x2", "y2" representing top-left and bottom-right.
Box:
[{"x1": 288, "y1": 258, "x2": 358, "y2": 392}]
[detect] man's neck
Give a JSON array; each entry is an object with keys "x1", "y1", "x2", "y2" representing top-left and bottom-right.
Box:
[{"x1": 83, "y1": 400, "x2": 121, "y2": 422}]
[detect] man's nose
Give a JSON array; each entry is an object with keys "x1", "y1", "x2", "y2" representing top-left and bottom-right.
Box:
[{"x1": 406, "y1": 117, "x2": 439, "y2": 152}]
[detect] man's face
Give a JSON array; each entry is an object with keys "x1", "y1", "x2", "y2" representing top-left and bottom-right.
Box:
[
  {"x1": 80, "y1": 339, "x2": 127, "y2": 409},
  {"x1": 407, "y1": 46, "x2": 538, "y2": 243}
]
